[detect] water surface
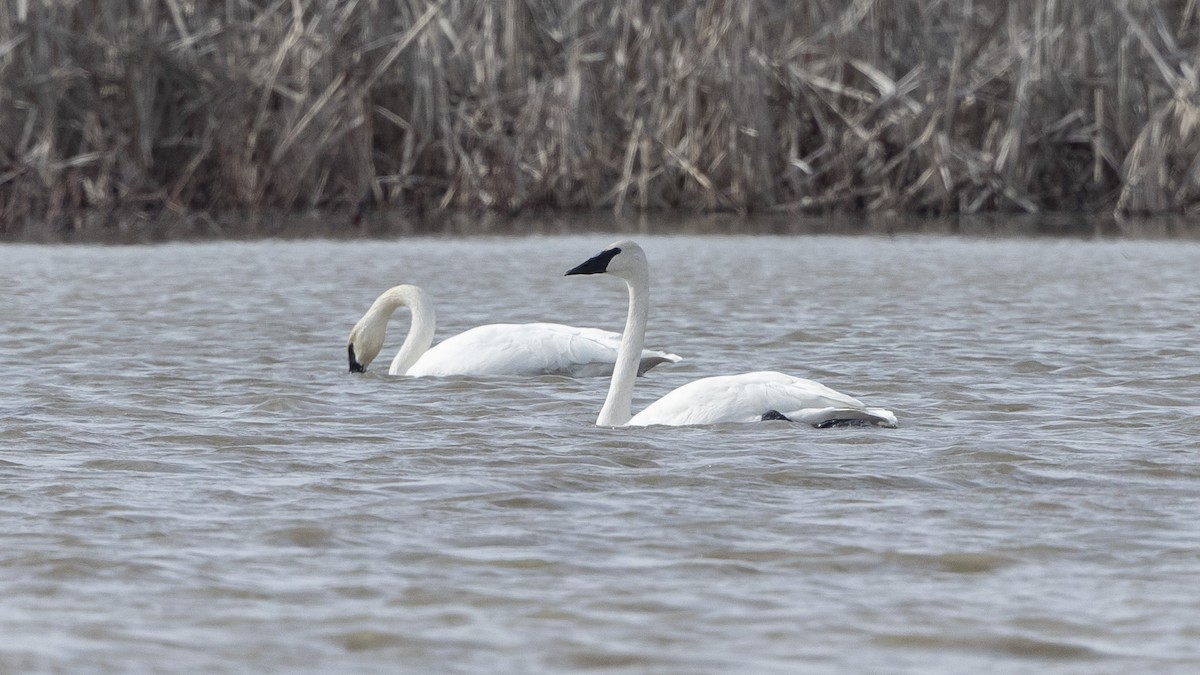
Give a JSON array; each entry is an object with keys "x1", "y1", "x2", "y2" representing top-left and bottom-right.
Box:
[{"x1": 2, "y1": 234, "x2": 1198, "y2": 673}]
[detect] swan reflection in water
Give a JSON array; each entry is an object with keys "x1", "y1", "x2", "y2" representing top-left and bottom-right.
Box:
[
  {"x1": 565, "y1": 240, "x2": 897, "y2": 428},
  {"x1": 347, "y1": 284, "x2": 681, "y2": 377}
]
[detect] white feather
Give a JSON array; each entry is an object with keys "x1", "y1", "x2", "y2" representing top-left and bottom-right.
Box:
[{"x1": 629, "y1": 371, "x2": 897, "y2": 427}]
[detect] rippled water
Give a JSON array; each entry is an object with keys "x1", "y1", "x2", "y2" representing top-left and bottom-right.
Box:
[{"x1": 2, "y1": 233, "x2": 1199, "y2": 673}]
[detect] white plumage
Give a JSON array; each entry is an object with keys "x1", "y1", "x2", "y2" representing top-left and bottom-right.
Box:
[
  {"x1": 628, "y1": 370, "x2": 897, "y2": 427},
  {"x1": 565, "y1": 240, "x2": 897, "y2": 428},
  {"x1": 346, "y1": 284, "x2": 681, "y2": 377}
]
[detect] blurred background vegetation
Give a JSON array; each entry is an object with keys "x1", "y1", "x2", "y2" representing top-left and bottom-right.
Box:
[{"x1": 3, "y1": 0, "x2": 1200, "y2": 237}]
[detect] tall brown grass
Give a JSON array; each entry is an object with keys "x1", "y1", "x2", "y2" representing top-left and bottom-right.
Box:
[{"x1": 2, "y1": 1, "x2": 1199, "y2": 236}]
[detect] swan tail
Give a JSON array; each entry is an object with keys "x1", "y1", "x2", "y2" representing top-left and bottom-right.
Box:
[
  {"x1": 787, "y1": 407, "x2": 898, "y2": 429},
  {"x1": 636, "y1": 351, "x2": 682, "y2": 376},
  {"x1": 861, "y1": 408, "x2": 899, "y2": 428}
]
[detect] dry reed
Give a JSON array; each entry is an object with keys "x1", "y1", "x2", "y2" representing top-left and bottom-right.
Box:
[{"x1": 2, "y1": 0, "x2": 1199, "y2": 236}]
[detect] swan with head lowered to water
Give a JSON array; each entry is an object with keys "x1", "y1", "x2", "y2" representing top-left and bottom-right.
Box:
[
  {"x1": 347, "y1": 284, "x2": 681, "y2": 377},
  {"x1": 565, "y1": 240, "x2": 897, "y2": 428}
]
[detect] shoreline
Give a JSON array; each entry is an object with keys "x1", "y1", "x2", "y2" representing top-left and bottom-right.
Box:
[{"x1": 4, "y1": 209, "x2": 1198, "y2": 245}]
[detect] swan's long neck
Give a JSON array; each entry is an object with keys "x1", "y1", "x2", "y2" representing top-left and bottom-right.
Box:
[
  {"x1": 597, "y1": 271, "x2": 649, "y2": 426},
  {"x1": 387, "y1": 287, "x2": 437, "y2": 375}
]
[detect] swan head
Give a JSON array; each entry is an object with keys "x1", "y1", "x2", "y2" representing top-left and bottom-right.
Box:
[
  {"x1": 347, "y1": 316, "x2": 385, "y2": 373},
  {"x1": 565, "y1": 239, "x2": 647, "y2": 283}
]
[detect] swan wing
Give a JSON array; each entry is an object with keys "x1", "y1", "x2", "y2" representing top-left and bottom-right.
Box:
[
  {"x1": 405, "y1": 323, "x2": 680, "y2": 377},
  {"x1": 627, "y1": 371, "x2": 896, "y2": 427}
]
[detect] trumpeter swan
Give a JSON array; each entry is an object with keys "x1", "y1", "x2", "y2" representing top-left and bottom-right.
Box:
[
  {"x1": 346, "y1": 284, "x2": 681, "y2": 377},
  {"x1": 564, "y1": 241, "x2": 897, "y2": 428}
]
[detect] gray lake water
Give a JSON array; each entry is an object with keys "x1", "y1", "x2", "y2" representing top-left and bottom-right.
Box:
[{"x1": 2, "y1": 233, "x2": 1198, "y2": 673}]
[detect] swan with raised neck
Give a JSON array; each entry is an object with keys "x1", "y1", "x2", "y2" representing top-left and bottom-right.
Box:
[{"x1": 565, "y1": 240, "x2": 897, "y2": 428}]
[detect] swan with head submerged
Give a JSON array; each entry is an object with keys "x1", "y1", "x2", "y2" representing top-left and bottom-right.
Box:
[
  {"x1": 347, "y1": 284, "x2": 681, "y2": 377},
  {"x1": 565, "y1": 240, "x2": 897, "y2": 428}
]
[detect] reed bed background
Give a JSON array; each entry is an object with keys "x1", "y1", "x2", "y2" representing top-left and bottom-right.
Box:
[{"x1": 2, "y1": 0, "x2": 1199, "y2": 236}]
